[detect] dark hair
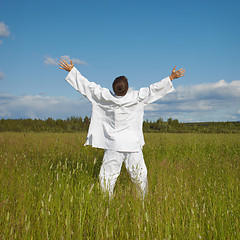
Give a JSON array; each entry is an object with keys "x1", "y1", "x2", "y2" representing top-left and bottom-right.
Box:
[{"x1": 112, "y1": 76, "x2": 129, "y2": 96}]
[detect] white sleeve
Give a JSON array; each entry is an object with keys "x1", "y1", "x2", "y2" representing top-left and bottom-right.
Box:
[
  {"x1": 138, "y1": 76, "x2": 175, "y2": 104},
  {"x1": 65, "y1": 67, "x2": 102, "y2": 102}
]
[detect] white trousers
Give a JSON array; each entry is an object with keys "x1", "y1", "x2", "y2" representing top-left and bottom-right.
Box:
[{"x1": 99, "y1": 149, "x2": 148, "y2": 199}]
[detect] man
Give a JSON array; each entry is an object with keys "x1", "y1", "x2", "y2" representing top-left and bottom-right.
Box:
[{"x1": 59, "y1": 60, "x2": 185, "y2": 198}]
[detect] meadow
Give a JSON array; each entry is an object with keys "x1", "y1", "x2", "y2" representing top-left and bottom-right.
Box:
[{"x1": 0, "y1": 132, "x2": 239, "y2": 239}]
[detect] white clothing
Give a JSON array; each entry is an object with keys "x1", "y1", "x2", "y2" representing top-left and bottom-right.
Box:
[
  {"x1": 99, "y1": 149, "x2": 148, "y2": 198},
  {"x1": 66, "y1": 67, "x2": 174, "y2": 152}
]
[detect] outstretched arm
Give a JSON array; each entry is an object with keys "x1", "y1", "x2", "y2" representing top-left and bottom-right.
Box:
[
  {"x1": 59, "y1": 60, "x2": 74, "y2": 72},
  {"x1": 60, "y1": 60, "x2": 103, "y2": 103},
  {"x1": 169, "y1": 66, "x2": 185, "y2": 81},
  {"x1": 139, "y1": 66, "x2": 185, "y2": 104}
]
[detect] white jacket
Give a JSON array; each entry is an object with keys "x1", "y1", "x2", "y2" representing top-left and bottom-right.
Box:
[{"x1": 66, "y1": 67, "x2": 174, "y2": 152}]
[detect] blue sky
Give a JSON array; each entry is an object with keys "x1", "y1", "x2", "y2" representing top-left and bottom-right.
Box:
[{"x1": 0, "y1": 0, "x2": 240, "y2": 122}]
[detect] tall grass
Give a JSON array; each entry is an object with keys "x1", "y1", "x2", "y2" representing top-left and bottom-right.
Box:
[{"x1": 0, "y1": 132, "x2": 239, "y2": 239}]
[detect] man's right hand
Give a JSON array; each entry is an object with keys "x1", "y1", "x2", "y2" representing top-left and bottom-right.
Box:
[
  {"x1": 169, "y1": 66, "x2": 185, "y2": 81},
  {"x1": 59, "y1": 60, "x2": 74, "y2": 72}
]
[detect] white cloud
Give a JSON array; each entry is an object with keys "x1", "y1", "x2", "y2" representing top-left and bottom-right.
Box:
[
  {"x1": 0, "y1": 94, "x2": 91, "y2": 119},
  {"x1": 144, "y1": 79, "x2": 240, "y2": 122},
  {"x1": 0, "y1": 22, "x2": 10, "y2": 45},
  {"x1": 60, "y1": 55, "x2": 88, "y2": 65},
  {"x1": 44, "y1": 55, "x2": 58, "y2": 66},
  {"x1": 44, "y1": 55, "x2": 88, "y2": 66},
  {"x1": 171, "y1": 79, "x2": 240, "y2": 101},
  {"x1": 0, "y1": 79, "x2": 240, "y2": 122},
  {"x1": 0, "y1": 22, "x2": 10, "y2": 37},
  {"x1": 0, "y1": 71, "x2": 4, "y2": 80}
]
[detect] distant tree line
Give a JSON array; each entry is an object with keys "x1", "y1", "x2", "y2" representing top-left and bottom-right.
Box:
[
  {"x1": 0, "y1": 117, "x2": 90, "y2": 133},
  {"x1": 0, "y1": 117, "x2": 239, "y2": 133},
  {"x1": 143, "y1": 118, "x2": 240, "y2": 133}
]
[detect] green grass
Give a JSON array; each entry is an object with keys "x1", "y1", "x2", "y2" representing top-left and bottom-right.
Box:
[{"x1": 0, "y1": 132, "x2": 239, "y2": 239}]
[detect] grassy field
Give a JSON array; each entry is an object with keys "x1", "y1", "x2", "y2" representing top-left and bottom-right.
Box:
[{"x1": 0, "y1": 132, "x2": 239, "y2": 239}]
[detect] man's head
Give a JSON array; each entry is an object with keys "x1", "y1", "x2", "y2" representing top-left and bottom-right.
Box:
[{"x1": 112, "y1": 76, "x2": 129, "y2": 96}]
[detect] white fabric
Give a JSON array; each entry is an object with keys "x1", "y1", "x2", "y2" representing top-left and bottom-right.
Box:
[
  {"x1": 65, "y1": 67, "x2": 174, "y2": 152},
  {"x1": 99, "y1": 149, "x2": 148, "y2": 198}
]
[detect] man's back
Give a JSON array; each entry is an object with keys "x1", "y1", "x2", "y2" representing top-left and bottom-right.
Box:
[
  {"x1": 88, "y1": 89, "x2": 145, "y2": 152},
  {"x1": 65, "y1": 66, "x2": 174, "y2": 152}
]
